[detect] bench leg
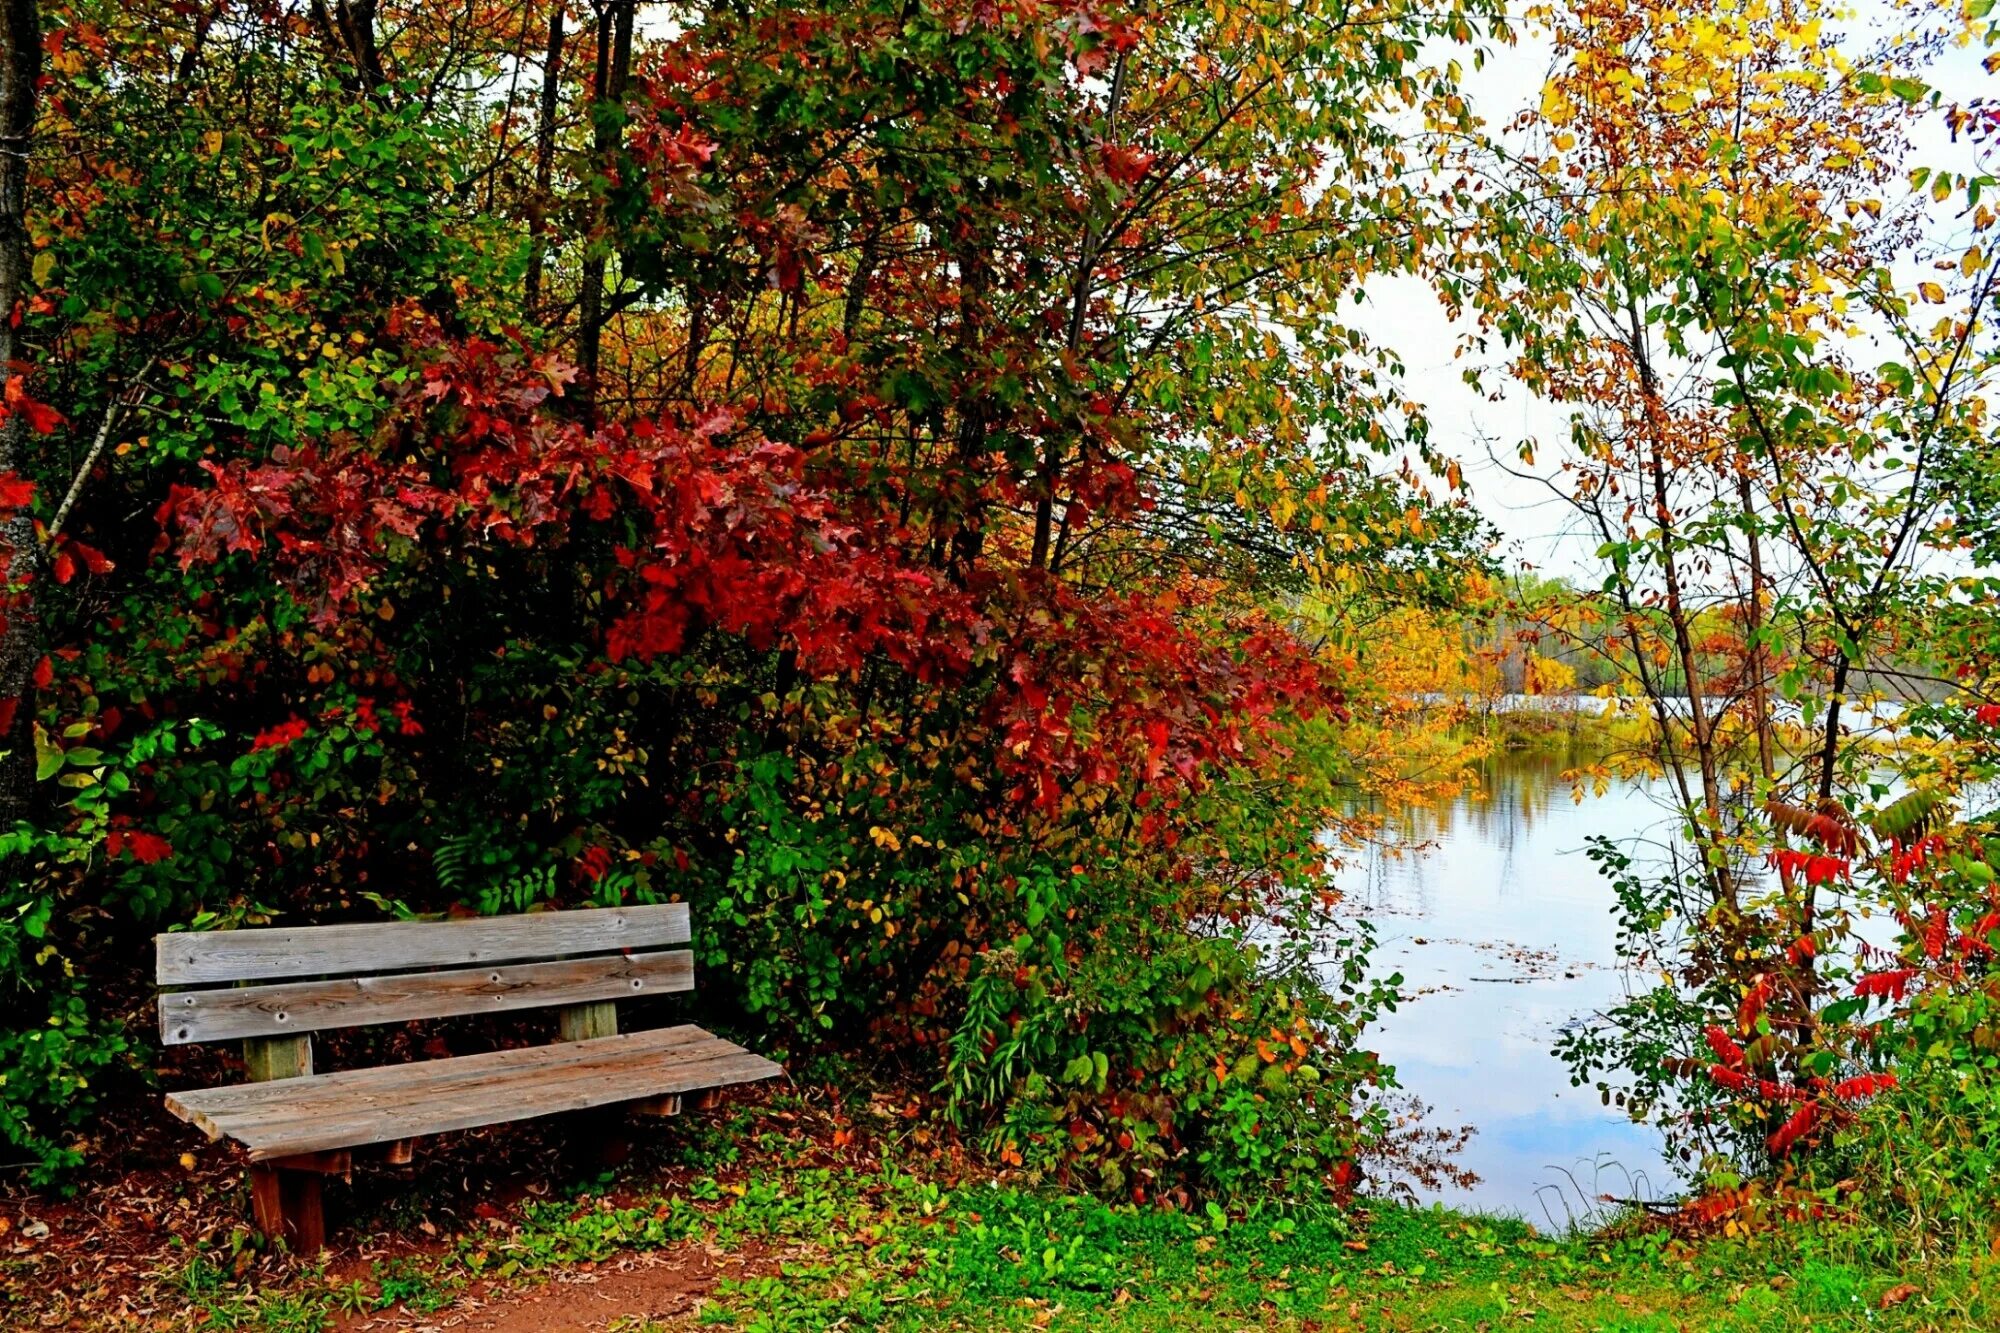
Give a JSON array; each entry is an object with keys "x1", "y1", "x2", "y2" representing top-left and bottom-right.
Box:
[
  {"x1": 631, "y1": 1094, "x2": 682, "y2": 1117},
  {"x1": 249, "y1": 1164, "x2": 325, "y2": 1254}
]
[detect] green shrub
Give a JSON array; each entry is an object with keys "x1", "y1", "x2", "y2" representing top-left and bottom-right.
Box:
[{"x1": 0, "y1": 953, "x2": 131, "y2": 1188}]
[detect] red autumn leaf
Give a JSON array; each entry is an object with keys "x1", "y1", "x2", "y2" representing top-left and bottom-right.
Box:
[
  {"x1": 1704, "y1": 1024, "x2": 1745, "y2": 1067},
  {"x1": 1767, "y1": 1101, "x2": 1817, "y2": 1156},
  {"x1": 1100, "y1": 143, "x2": 1157, "y2": 186},
  {"x1": 3, "y1": 376, "x2": 63, "y2": 433},
  {"x1": 251, "y1": 716, "x2": 310, "y2": 751},
  {"x1": 1736, "y1": 977, "x2": 1773, "y2": 1034},
  {"x1": 107, "y1": 830, "x2": 174, "y2": 864},
  {"x1": 1832, "y1": 1072, "x2": 1897, "y2": 1100},
  {"x1": 1855, "y1": 968, "x2": 1916, "y2": 1002},
  {"x1": 71, "y1": 539, "x2": 113, "y2": 575},
  {"x1": 576, "y1": 845, "x2": 614, "y2": 883}
]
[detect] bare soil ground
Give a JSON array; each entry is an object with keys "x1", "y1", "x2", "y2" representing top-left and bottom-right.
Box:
[
  {"x1": 3, "y1": 1085, "x2": 799, "y2": 1330},
  {"x1": 327, "y1": 1244, "x2": 784, "y2": 1332}
]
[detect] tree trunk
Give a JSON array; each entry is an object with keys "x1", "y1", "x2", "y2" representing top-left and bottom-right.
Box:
[
  {"x1": 0, "y1": 0, "x2": 43, "y2": 834},
  {"x1": 1738, "y1": 476, "x2": 1777, "y2": 790},
  {"x1": 1627, "y1": 303, "x2": 1733, "y2": 905},
  {"x1": 1033, "y1": 50, "x2": 1130, "y2": 572},
  {"x1": 524, "y1": 3, "x2": 566, "y2": 319},
  {"x1": 576, "y1": 0, "x2": 634, "y2": 424},
  {"x1": 308, "y1": 0, "x2": 388, "y2": 98}
]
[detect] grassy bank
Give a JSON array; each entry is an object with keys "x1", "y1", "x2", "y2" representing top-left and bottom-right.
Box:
[
  {"x1": 1472, "y1": 705, "x2": 1651, "y2": 756},
  {"x1": 11, "y1": 1089, "x2": 1992, "y2": 1331}
]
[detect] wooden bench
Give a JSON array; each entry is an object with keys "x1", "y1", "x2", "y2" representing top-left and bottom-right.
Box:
[{"x1": 155, "y1": 903, "x2": 780, "y2": 1251}]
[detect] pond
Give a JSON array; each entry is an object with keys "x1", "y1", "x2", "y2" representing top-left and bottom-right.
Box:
[{"x1": 1328, "y1": 748, "x2": 1682, "y2": 1224}]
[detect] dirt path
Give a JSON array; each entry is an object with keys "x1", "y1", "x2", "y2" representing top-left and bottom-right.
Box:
[{"x1": 332, "y1": 1243, "x2": 778, "y2": 1332}]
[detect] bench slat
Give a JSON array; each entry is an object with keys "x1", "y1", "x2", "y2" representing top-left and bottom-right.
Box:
[
  {"x1": 169, "y1": 1024, "x2": 723, "y2": 1125},
  {"x1": 159, "y1": 950, "x2": 694, "y2": 1045},
  {"x1": 164, "y1": 1026, "x2": 782, "y2": 1160},
  {"x1": 155, "y1": 903, "x2": 690, "y2": 986}
]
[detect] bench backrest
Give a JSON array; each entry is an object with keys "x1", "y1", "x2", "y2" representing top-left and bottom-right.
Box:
[{"x1": 156, "y1": 903, "x2": 692, "y2": 1047}]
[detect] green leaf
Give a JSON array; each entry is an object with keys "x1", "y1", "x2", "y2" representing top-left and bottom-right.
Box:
[{"x1": 33, "y1": 726, "x2": 62, "y2": 782}]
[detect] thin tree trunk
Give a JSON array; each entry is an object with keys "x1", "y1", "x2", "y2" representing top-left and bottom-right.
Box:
[
  {"x1": 1032, "y1": 50, "x2": 1130, "y2": 571},
  {"x1": 0, "y1": 0, "x2": 43, "y2": 832},
  {"x1": 524, "y1": 3, "x2": 565, "y2": 319},
  {"x1": 1628, "y1": 304, "x2": 1732, "y2": 904},
  {"x1": 1739, "y1": 476, "x2": 1777, "y2": 789},
  {"x1": 576, "y1": 0, "x2": 634, "y2": 424},
  {"x1": 308, "y1": 0, "x2": 388, "y2": 98},
  {"x1": 174, "y1": 8, "x2": 214, "y2": 94},
  {"x1": 1817, "y1": 659, "x2": 1849, "y2": 802}
]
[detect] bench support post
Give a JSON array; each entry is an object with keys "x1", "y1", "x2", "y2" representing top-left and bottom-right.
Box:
[
  {"x1": 242, "y1": 1033, "x2": 324, "y2": 1252},
  {"x1": 558, "y1": 1000, "x2": 618, "y2": 1041},
  {"x1": 557, "y1": 1001, "x2": 629, "y2": 1168}
]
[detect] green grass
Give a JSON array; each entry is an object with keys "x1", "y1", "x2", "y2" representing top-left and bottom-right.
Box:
[
  {"x1": 662, "y1": 1171, "x2": 1992, "y2": 1331},
  {"x1": 131, "y1": 1103, "x2": 2000, "y2": 1331}
]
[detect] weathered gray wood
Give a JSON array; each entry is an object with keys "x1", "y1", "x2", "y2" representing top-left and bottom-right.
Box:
[
  {"x1": 242, "y1": 1023, "x2": 319, "y2": 1250},
  {"x1": 215, "y1": 1039, "x2": 775, "y2": 1157},
  {"x1": 169, "y1": 1025, "x2": 723, "y2": 1130},
  {"x1": 558, "y1": 999, "x2": 619, "y2": 1042},
  {"x1": 179, "y1": 1036, "x2": 773, "y2": 1158},
  {"x1": 155, "y1": 903, "x2": 691, "y2": 986},
  {"x1": 163, "y1": 1026, "x2": 782, "y2": 1160},
  {"x1": 160, "y1": 950, "x2": 692, "y2": 1045},
  {"x1": 242, "y1": 1033, "x2": 312, "y2": 1081}
]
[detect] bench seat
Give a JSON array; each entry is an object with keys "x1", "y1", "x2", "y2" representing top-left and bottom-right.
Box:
[{"x1": 167, "y1": 1024, "x2": 780, "y2": 1161}]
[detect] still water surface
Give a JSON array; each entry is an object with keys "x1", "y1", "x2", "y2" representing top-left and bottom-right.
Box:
[{"x1": 1330, "y1": 750, "x2": 1681, "y2": 1223}]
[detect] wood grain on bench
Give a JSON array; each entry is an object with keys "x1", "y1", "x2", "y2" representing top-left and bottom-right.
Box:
[
  {"x1": 159, "y1": 949, "x2": 694, "y2": 1044},
  {"x1": 155, "y1": 902, "x2": 690, "y2": 985},
  {"x1": 166, "y1": 1025, "x2": 781, "y2": 1160}
]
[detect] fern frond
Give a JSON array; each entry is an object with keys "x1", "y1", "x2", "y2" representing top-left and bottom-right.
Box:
[{"x1": 432, "y1": 832, "x2": 479, "y2": 896}]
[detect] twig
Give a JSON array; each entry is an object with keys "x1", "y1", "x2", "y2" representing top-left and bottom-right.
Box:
[{"x1": 45, "y1": 358, "x2": 155, "y2": 547}]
